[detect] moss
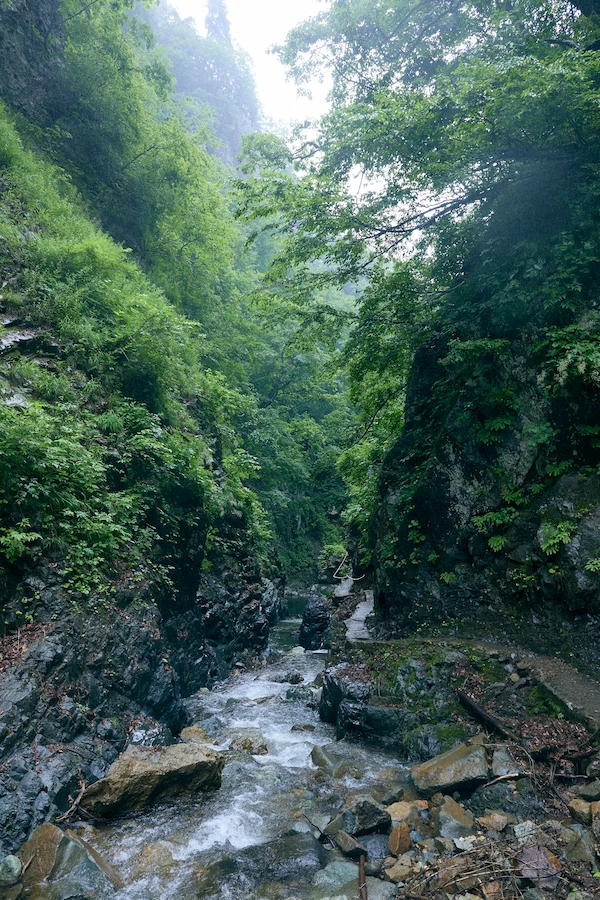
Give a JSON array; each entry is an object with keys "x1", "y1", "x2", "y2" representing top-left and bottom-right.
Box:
[
  {"x1": 435, "y1": 723, "x2": 471, "y2": 750},
  {"x1": 464, "y1": 649, "x2": 505, "y2": 683},
  {"x1": 525, "y1": 685, "x2": 566, "y2": 719}
]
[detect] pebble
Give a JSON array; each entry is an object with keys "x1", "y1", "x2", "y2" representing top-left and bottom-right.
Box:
[{"x1": 0, "y1": 856, "x2": 21, "y2": 887}]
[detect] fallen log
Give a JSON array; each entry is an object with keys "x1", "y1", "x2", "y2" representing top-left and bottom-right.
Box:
[{"x1": 456, "y1": 690, "x2": 521, "y2": 742}]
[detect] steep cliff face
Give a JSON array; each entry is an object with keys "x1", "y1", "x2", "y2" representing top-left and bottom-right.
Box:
[
  {"x1": 372, "y1": 333, "x2": 600, "y2": 666},
  {"x1": 0, "y1": 0, "x2": 72, "y2": 125}
]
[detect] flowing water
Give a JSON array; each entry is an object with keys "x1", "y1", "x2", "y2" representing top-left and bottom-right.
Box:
[{"x1": 80, "y1": 596, "x2": 409, "y2": 900}]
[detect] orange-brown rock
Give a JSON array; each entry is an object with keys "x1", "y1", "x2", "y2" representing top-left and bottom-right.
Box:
[
  {"x1": 385, "y1": 799, "x2": 427, "y2": 829},
  {"x1": 568, "y1": 797, "x2": 592, "y2": 826},
  {"x1": 411, "y1": 742, "x2": 488, "y2": 794},
  {"x1": 16, "y1": 822, "x2": 124, "y2": 893},
  {"x1": 389, "y1": 822, "x2": 412, "y2": 856}
]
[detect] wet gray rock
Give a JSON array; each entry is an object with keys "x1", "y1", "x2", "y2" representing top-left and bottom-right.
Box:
[
  {"x1": 333, "y1": 576, "x2": 356, "y2": 601},
  {"x1": 127, "y1": 722, "x2": 174, "y2": 748},
  {"x1": 237, "y1": 832, "x2": 327, "y2": 882},
  {"x1": 491, "y1": 745, "x2": 520, "y2": 777},
  {"x1": 312, "y1": 859, "x2": 359, "y2": 893},
  {"x1": 334, "y1": 830, "x2": 367, "y2": 859},
  {"x1": 318, "y1": 663, "x2": 373, "y2": 732},
  {"x1": 311, "y1": 744, "x2": 360, "y2": 779},
  {"x1": 0, "y1": 855, "x2": 21, "y2": 887},
  {"x1": 228, "y1": 729, "x2": 268, "y2": 755},
  {"x1": 299, "y1": 594, "x2": 331, "y2": 650},
  {"x1": 337, "y1": 795, "x2": 391, "y2": 836},
  {"x1": 318, "y1": 655, "x2": 475, "y2": 758},
  {"x1": 362, "y1": 879, "x2": 398, "y2": 900},
  {"x1": 16, "y1": 823, "x2": 123, "y2": 897},
  {"x1": 361, "y1": 833, "x2": 394, "y2": 860},
  {"x1": 0, "y1": 567, "x2": 284, "y2": 852}
]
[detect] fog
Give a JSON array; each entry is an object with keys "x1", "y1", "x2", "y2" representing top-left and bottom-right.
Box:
[{"x1": 169, "y1": 0, "x2": 329, "y2": 126}]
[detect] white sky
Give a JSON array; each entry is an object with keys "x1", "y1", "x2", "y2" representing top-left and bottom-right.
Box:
[{"x1": 169, "y1": 0, "x2": 330, "y2": 128}]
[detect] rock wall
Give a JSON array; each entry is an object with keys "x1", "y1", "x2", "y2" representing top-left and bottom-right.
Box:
[
  {"x1": 0, "y1": 563, "x2": 284, "y2": 854},
  {"x1": 370, "y1": 336, "x2": 600, "y2": 664},
  {"x1": 0, "y1": 0, "x2": 72, "y2": 125}
]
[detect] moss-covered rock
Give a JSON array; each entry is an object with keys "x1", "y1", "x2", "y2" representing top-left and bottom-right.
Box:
[{"x1": 370, "y1": 336, "x2": 600, "y2": 669}]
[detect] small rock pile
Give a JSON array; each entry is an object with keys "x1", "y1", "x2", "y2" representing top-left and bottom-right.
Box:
[{"x1": 312, "y1": 735, "x2": 600, "y2": 899}]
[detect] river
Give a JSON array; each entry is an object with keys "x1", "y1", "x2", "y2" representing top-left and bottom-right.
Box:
[{"x1": 79, "y1": 596, "x2": 408, "y2": 899}]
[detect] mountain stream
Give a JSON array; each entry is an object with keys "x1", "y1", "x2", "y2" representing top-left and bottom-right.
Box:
[{"x1": 80, "y1": 595, "x2": 408, "y2": 899}]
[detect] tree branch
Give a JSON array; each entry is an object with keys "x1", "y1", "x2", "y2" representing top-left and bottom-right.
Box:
[{"x1": 63, "y1": 0, "x2": 104, "y2": 22}]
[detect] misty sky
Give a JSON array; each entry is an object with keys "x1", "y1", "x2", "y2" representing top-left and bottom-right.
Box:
[{"x1": 169, "y1": 0, "x2": 329, "y2": 126}]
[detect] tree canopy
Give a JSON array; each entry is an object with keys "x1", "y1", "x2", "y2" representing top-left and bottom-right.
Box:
[{"x1": 236, "y1": 0, "x2": 600, "y2": 560}]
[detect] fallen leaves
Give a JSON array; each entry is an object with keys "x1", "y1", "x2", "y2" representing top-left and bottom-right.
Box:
[{"x1": 517, "y1": 845, "x2": 562, "y2": 890}]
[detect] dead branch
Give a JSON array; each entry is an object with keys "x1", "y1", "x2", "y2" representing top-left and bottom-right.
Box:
[
  {"x1": 55, "y1": 779, "x2": 87, "y2": 823},
  {"x1": 483, "y1": 772, "x2": 525, "y2": 787},
  {"x1": 359, "y1": 854, "x2": 368, "y2": 900},
  {"x1": 456, "y1": 689, "x2": 521, "y2": 742}
]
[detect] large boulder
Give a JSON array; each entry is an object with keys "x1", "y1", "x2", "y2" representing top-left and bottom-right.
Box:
[
  {"x1": 299, "y1": 595, "x2": 331, "y2": 650},
  {"x1": 317, "y1": 651, "x2": 476, "y2": 759},
  {"x1": 81, "y1": 744, "x2": 224, "y2": 817},
  {"x1": 411, "y1": 740, "x2": 489, "y2": 795},
  {"x1": 318, "y1": 663, "x2": 373, "y2": 731}
]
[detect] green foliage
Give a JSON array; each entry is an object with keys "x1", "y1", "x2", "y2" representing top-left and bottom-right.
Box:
[
  {"x1": 233, "y1": 0, "x2": 600, "y2": 578},
  {"x1": 526, "y1": 685, "x2": 565, "y2": 719},
  {"x1": 0, "y1": 521, "x2": 42, "y2": 563},
  {"x1": 488, "y1": 535, "x2": 508, "y2": 552},
  {"x1": 472, "y1": 507, "x2": 520, "y2": 532},
  {"x1": 440, "y1": 572, "x2": 456, "y2": 585},
  {"x1": 546, "y1": 461, "x2": 572, "y2": 477},
  {"x1": 138, "y1": 1, "x2": 260, "y2": 163},
  {"x1": 0, "y1": 0, "x2": 355, "y2": 584},
  {"x1": 540, "y1": 322, "x2": 600, "y2": 393},
  {"x1": 539, "y1": 520, "x2": 578, "y2": 555},
  {"x1": 0, "y1": 103, "x2": 275, "y2": 602}
]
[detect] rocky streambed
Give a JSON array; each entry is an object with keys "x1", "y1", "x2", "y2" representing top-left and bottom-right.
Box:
[{"x1": 2, "y1": 596, "x2": 600, "y2": 899}]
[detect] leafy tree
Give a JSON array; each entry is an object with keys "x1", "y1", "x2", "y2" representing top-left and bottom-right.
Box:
[
  {"x1": 237, "y1": 0, "x2": 600, "y2": 557},
  {"x1": 0, "y1": 0, "x2": 353, "y2": 584},
  {"x1": 206, "y1": 0, "x2": 232, "y2": 44}
]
